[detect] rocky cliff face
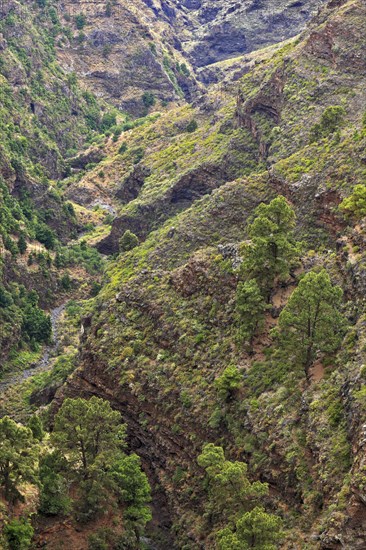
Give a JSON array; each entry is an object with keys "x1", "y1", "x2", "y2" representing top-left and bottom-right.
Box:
[
  {"x1": 56, "y1": 0, "x2": 193, "y2": 116},
  {"x1": 54, "y1": 0, "x2": 327, "y2": 115},
  {"x1": 169, "y1": 0, "x2": 326, "y2": 67}
]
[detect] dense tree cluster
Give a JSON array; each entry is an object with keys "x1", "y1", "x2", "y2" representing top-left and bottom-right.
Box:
[
  {"x1": 0, "y1": 285, "x2": 52, "y2": 356},
  {"x1": 198, "y1": 444, "x2": 283, "y2": 549},
  {"x1": 0, "y1": 397, "x2": 151, "y2": 550}
]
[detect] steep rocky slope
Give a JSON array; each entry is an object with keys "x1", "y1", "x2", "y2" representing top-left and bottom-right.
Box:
[
  {"x1": 3, "y1": 0, "x2": 366, "y2": 548},
  {"x1": 0, "y1": 0, "x2": 108, "y2": 366},
  {"x1": 53, "y1": 0, "x2": 327, "y2": 115},
  {"x1": 169, "y1": 0, "x2": 326, "y2": 67},
  {"x1": 53, "y1": 0, "x2": 366, "y2": 547},
  {"x1": 55, "y1": 0, "x2": 193, "y2": 116}
]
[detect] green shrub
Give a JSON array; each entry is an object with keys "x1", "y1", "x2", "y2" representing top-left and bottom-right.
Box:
[
  {"x1": 102, "y1": 44, "x2": 112, "y2": 58},
  {"x1": 186, "y1": 119, "x2": 198, "y2": 133},
  {"x1": 105, "y1": 2, "x2": 112, "y2": 17},
  {"x1": 340, "y1": 184, "x2": 366, "y2": 218},
  {"x1": 22, "y1": 303, "x2": 52, "y2": 344},
  {"x1": 180, "y1": 63, "x2": 190, "y2": 76},
  {"x1": 119, "y1": 230, "x2": 139, "y2": 252},
  {"x1": 131, "y1": 147, "x2": 145, "y2": 164},
  {"x1": 4, "y1": 518, "x2": 34, "y2": 550},
  {"x1": 100, "y1": 112, "x2": 117, "y2": 132},
  {"x1": 309, "y1": 106, "x2": 345, "y2": 142},
  {"x1": 35, "y1": 222, "x2": 56, "y2": 250},
  {"x1": 39, "y1": 451, "x2": 71, "y2": 516},
  {"x1": 48, "y1": 6, "x2": 59, "y2": 25},
  {"x1": 0, "y1": 286, "x2": 13, "y2": 308},
  {"x1": 215, "y1": 365, "x2": 242, "y2": 401},
  {"x1": 118, "y1": 142, "x2": 128, "y2": 154},
  {"x1": 27, "y1": 415, "x2": 44, "y2": 441},
  {"x1": 75, "y1": 13, "x2": 87, "y2": 30},
  {"x1": 18, "y1": 233, "x2": 27, "y2": 254},
  {"x1": 60, "y1": 273, "x2": 72, "y2": 291},
  {"x1": 142, "y1": 92, "x2": 155, "y2": 108}
]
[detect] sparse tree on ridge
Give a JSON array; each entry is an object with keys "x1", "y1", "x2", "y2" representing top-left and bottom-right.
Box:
[
  {"x1": 276, "y1": 269, "x2": 346, "y2": 378},
  {"x1": 236, "y1": 278, "x2": 268, "y2": 351},
  {"x1": 242, "y1": 196, "x2": 300, "y2": 297}
]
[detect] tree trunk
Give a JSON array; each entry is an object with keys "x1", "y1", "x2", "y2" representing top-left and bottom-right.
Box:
[{"x1": 79, "y1": 439, "x2": 88, "y2": 478}]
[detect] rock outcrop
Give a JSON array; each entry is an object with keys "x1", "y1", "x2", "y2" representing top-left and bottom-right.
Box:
[{"x1": 55, "y1": 0, "x2": 327, "y2": 114}]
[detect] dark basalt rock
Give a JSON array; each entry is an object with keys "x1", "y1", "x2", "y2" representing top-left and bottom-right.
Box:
[
  {"x1": 88, "y1": 29, "x2": 121, "y2": 47},
  {"x1": 198, "y1": 6, "x2": 220, "y2": 23},
  {"x1": 174, "y1": 0, "x2": 327, "y2": 67},
  {"x1": 191, "y1": 24, "x2": 248, "y2": 67},
  {"x1": 30, "y1": 383, "x2": 62, "y2": 407},
  {"x1": 98, "y1": 160, "x2": 230, "y2": 255},
  {"x1": 161, "y1": 0, "x2": 176, "y2": 19},
  {"x1": 181, "y1": 0, "x2": 202, "y2": 8},
  {"x1": 69, "y1": 148, "x2": 105, "y2": 170},
  {"x1": 115, "y1": 165, "x2": 151, "y2": 204}
]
